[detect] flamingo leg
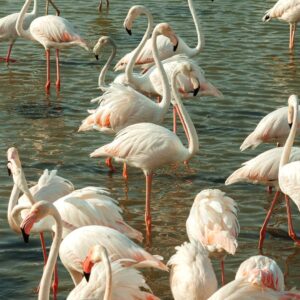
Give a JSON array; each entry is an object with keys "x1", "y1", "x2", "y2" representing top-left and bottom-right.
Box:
[
  {"x1": 173, "y1": 106, "x2": 177, "y2": 133},
  {"x1": 46, "y1": 0, "x2": 60, "y2": 16},
  {"x1": 289, "y1": 23, "x2": 296, "y2": 49},
  {"x1": 55, "y1": 49, "x2": 60, "y2": 91},
  {"x1": 258, "y1": 191, "x2": 281, "y2": 250},
  {"x1": 145, "y1": 172, "x2": 153, "y2": 239},
  {"x1": 122, "y1": 163, "x2": 128, "y2": 180},
  {"x1": 285, "y1": 195, "x2": 300, "y2": 245},
  {"x1": 39, "y1": 232, "x2": 48, "y2": 265},
  {"x1": 0, "y1": 44, "x2": 16, "y2": 64},
  {"x1": 98, "y1": 0, "x2": 102, "y2": 12},
  {"x1": 45, "y1": 49, "x2": 51, "y2": 92},
  {"x1": 220, "y1": 259, "x2": 225, "y2": 286},
  {"x1": 105, "y1": 157, "x2": 116, "y2": 172}
]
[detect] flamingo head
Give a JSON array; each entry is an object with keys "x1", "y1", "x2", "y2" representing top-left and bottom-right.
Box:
[
  {"x1": 20, "y1": 201, "x2": 51, "y2": 243},
  {"x1": 82, "y1": 245, "x2": 103, "y2": 281},
  {"x1": 123, "y1": 5, "x2": 150, "y2": 35},
  {"x1": 93, "y1": 36, "x2": 112, "y2": 60},
  {"x1": 288, "y1": 94, "x2": 299, "y2": 128},
  {"x1": 155, "y1": 23, "x2": 179, "y2": 51}
]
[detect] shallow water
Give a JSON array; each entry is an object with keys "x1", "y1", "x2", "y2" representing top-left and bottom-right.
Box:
[{"x1": 1, "y1": 0, "x2": 300, "y2": 298}]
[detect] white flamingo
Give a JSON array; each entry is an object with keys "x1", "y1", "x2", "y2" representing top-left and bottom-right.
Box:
[
  {"x1": 167, "y1": 241, "x2": 218, "y2": 300},
  {"x1": 240, "y1": 105, "x2": 300, "y2": 151},
  {"x1": 20, "y1": 201, "x2": 159, "y2": 300},
  {"x1": 262, "y1": 0, "x2": 300, "y2": 49},
  {"x1": 114, "y1": 0, "x2": 204, "y2": 71},
  {"x1": 225, "y1": 145, "x2": 300, "y2": 249},
  {"x1": 59, "y1": 225, "x2": 168, "y2": 286},
  {"x1": 90, "y1": 59, "x2": 199, "y2": 238},
  {"x1": 16, "y1": 0, "x2": 89, "y2": 92},
  {"x1": 186, "y1": 189, "x2": 239, "y2": 285}
]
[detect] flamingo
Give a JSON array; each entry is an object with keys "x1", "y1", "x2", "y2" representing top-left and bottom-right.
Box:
[
  {"x1": 278, "y1": 95, "x2": 300, "y2": 245},
  {"x1": 16, "y1": 0, "x2": 89, "y2": 92},
  {"x1": 60, "y1": 225, "x2": 168, "y2": 286},
  {"x1": 114, "y1": 0, "x2": 204, "y2": 71},
  {"x1": 186, "y1": 189, "x2": 239, "y2": 286},
  {"x1": 7, "y1": 147, "x2": 74, "y2": 263},
  {"x1": 208, "y1": 255, "x2": 300, "y2": 299},
  {"x1": 240, "y1": 105, "x2": 300, "y2": 151},
  {"x1": 225, "y1": 145, "x2": 300, "y2": 249},
  {"x1": 20, "y1": 201, "x2": 159, "y2": 300},
  {"x1": 262, "y1": 0, "x2": 300, "y2": 49},
  {"x1": 167, "y1": 241, "x2": 218, "y2": 300},
  {"x1": 90, "y1": 60, "x2": 199, "y2": 238}
]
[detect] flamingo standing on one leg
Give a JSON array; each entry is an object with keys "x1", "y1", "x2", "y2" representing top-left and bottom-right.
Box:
[
  {"x1": 186, "y1": 189, "x2": 239, "y2": 286},
  {"x1": 59, "y1": 225, "x2": 168, "y2": 286},
  {"x1": 262, "y1": 0, "x2": 300, "y2": 50},
  {"x1": 16, "y1": 0, "x2": 89, "y2": 92},
  {"x1": 90, "y1": 65, "x2": 199, "y2": 238},
  {"x1": 167, "y1": 241, "x2": 218, "y2": 300},
  {"x1": 278, "y1": 94, "x2": 300, "y2": 246}
]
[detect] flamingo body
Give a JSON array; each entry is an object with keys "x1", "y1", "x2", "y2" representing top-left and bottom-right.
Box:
[
  {"x1": 168, "y1": 241, "x2": 218, "y2": 300},
  {"x1": 59, "y1": 225, "x2": 167, "y2": 285}
]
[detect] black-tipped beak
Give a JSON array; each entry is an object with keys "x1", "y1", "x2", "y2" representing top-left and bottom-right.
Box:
[
  {"x1": 193, "y1": 86, "x2": 200, "y2": 96},
  {"x1": 21, "y1": 228, "x2": 29, "y2": 243},
  {"x1": 289, "y1": 122, "x2": 293, "y2": 129},
  {"x1": 95, "y1": 54, "x2": 99, "y2": 60},
  {"x1": 173, "y1": 41, "x2": 178, "y2": 52},
  {"x1": 84, "y1": 272, "x2": 90, "y2": 282},
  {"x1": 126, "y1": 27, "x2": 132, "y2": 35},
  {"x1": 7, "y1": 165, "x2": 11, "y2": 176}
]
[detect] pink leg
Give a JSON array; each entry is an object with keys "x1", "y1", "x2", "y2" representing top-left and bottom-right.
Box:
[
  {"x1": 267, "y1": 186, "x2": 273, "y2": 193},
  {"x1": 122, "y1": 163, "x2": 128, "y2": 180},
  {"x1": 105, "y1": 157, "x2": 116, "y2": 172},
  {"x1": 290, "y1": 24, "x2": 296, "y2": 49},
  {"x1": 145, "y1": 173, "x2": 153, "y2": 239},
  {"x1": 285, "y1": 195, "x2": 300, "y2": 245},
  {"x1": 45, "y1": 49, "x2": 51, "y2": 92},
  {"x1": 56, "y1": 49, "x2": 60, "y2": 91},
  {"x1": 39, "y1": 232, "x2": 48, "y2": 265},
  {"x1": 173, "y1": 106, "x2": 177, "y2": 133},
  {"x1": 0, "y1": 44, "x2": 16, "y2": 63},
  {"x1": 220, "y1": 259, "x2": 225, "y2": 286},
  {"x1": 258, "y1": 191, "x2": 281, "y2": 250}
]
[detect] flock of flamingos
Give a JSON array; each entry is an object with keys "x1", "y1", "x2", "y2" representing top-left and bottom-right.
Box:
[{"x1": 2, "y1": 0, "x2": 300, "y2": 299}]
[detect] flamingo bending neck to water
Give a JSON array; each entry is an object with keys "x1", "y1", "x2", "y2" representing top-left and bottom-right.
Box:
[
  {"x1": 90, "y1": 64, "x2": 199, "y2": 238},
  {"x1": 16, "y1": 0, "x2": 89, "y2": 92}
]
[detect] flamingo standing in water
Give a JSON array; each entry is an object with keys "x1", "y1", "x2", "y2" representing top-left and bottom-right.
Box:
[
  {"x1": 186, "y1": 189, "x2": 239, "y2": 286},
  {"x1": 60, "y1": 225, "x2": 168, "y2": 286},
  {"x1": 20, "y1": 201, "x2": 159, "y2": 300},
  {"x1": 167, "y1": 241, "x2": 218, "y2": 300},
  {"x1": 16, "y1": 0, "x2": 89, "y2": 92},
  {"x1": 90, "y1": 62, "x2": 199, "y2": 238},
  {"x1": 114, "y1": 0, "x2": 204, "y2": 71},
  {"x1": 262, "y1": 0, "x2": 300, "y2": 49},
  {"x1": 0, "y1": 0, "x2": 59, "y2": 63}
]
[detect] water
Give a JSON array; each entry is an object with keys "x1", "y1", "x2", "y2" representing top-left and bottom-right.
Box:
[{"x1": 1, "y1": 0, "x2": 300, "y2": 298}]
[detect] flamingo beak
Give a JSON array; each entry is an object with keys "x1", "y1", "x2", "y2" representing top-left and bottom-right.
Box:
[
  {"x1": 21, "y1": 227, "x2": 30, "y2": 243},
  {"x1": 126, "y1": 27, "x2": 132, "y2": 35},
  {"x1": 289, "y1": 122, "x2": 293, "y2": 128},
  {"x1": 95, "y1": 54, "x2": 99, "y2": 60},
  {"x1": 173, "y1": 41, "x2": 178, "y2": 52},
  {"x1": 193, "y1": 86, "x2": 200, "y2": 96},
  {"x1": 83, "y1": 272, "x2": 91, "y2": 282},
  {"x1": 7, "y1": 162, "x2": 12, "y2": 176}
]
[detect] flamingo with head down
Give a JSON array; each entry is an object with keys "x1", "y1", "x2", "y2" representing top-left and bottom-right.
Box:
[{"x1": 16, "y1": 0, "x2": 89, "y2": 92}]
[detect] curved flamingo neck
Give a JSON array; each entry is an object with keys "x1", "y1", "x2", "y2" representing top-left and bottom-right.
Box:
[
  {"x1": 151, "y1": 27, "x2": 171, "y2": 117},
  {"x1": 280, "y1": 99, "x2": 299, "y2": 168},
  {"x1": 187, "y1": 0, "x2": 204, "y2": 55},
  {"x1": 125, "y1": 8, "x2": 153, "y2": 84},
  {"x1": 99, "y1": 38, "x2": 117, "y2": 89},
  {"x1": 7, "y1": 184, "x2": 21, "y2": 233},
  {"x1": 32, "y1": 0, "x2": 38, "y2": 16},
  {"x1": 16, "y1": 0, "x2": 35, "y2": 41},
  {"x1": 100, "y1": 247, "x2": 112, "y2": 300},
  {"x1": 172, "y1": 71, "x2": 199, "y2": 157},
  {"x1": 39, "y1": 205, "x2": 62, "y2": 300}
]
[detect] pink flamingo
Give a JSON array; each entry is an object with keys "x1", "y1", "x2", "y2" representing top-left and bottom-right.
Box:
[
  {"x1": 168, "y1": 241, "x2": 218, "y2": 300},
  {"x1": 225, "y1": 145, "x2": 300, "y2": 249},
  {"x1": 60, "y1": 226, "x2": 168, "y2": 286},
  {"x1": 263, "y1": 0, "x2": 300, "y2": 49},
  {"x1": 20, "y1": 201, "x2": 159, "y2": 300},
  {"x1": 114, "y1": 0, "x2": 204, "y2": 71},
  {"x1": 186, "y1": 189, "x2": 239, "y2": 286},
  {"x1": 16, "y1": 0, "x2": 89, "y2": 92},
  {"x1": 240, "y1": 105, "x2": 300, "y2": 151},
  {"x1": 90, "y1": 63, "x2": 199, "y2": 238}
]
